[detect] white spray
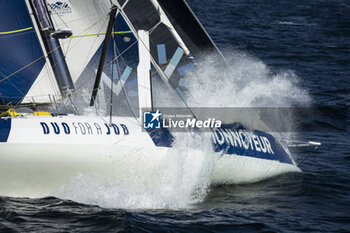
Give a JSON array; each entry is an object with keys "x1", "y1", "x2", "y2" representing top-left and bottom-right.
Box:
[{"x1": 56, "y1": 51, "x2": 309, "y2": 209}]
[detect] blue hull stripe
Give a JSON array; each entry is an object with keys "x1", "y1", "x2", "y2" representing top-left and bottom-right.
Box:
[
  {"x1": 0, "y1": 118, "x2": 11, "y2": 142},
  {"x1": 212, "y1": 123, "x2": 294, "y2": 164},
  {"x1": 147, "y1": 122, "x2": 293, "y2": 165}
]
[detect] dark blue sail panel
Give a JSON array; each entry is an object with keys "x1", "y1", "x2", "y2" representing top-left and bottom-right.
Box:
[{"x1": 0, "y1": 0, "x2": 45, "y2": 104}]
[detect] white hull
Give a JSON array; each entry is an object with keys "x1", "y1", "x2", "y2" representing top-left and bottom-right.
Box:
[{"x1": 0, "y1": 116, "x2": 300, "y2": 198}]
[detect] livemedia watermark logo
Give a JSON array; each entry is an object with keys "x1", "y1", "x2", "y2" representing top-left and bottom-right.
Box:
[
  {"x1": 141, "y1": 106, "x2": 348, "y2": 132},
  {"x1": 143, "y1": 110, "x2": 162, "y2": 129},
  {"x1": 142, "y1": 109, "x2": 222, "y2": 130}
]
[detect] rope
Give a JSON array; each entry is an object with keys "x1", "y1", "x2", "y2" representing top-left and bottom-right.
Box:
[
  {"x1": 0, "y1": 27, "x2": 33, "y2": 35},
  {"x1": 70, "y1": 31, "x2": 132, "y2": 38},
  {"x1": 0, "y1": 10, "x2": 194, "y2": 120},
  {"x1": 0, "y1": 13, "x2": 109, "y2": 85}
]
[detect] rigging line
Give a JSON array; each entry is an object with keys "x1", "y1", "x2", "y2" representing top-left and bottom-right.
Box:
[
  {"x1": 90, "y1": 6, "x2": 118, "y2": 106},
  {"x1": 111, "y1": 40, "x2": 137, "y2": 68},
  {"x1": 70, "y1": 31, "x2": 132, "y2": 38},
  {"x1": 0, "y1": 71, "x2": 26, "y2": 102},
  {"x1": 51, "y1": 10, "x2": 69, "y2": 28},
  {"x1": 0, "y1": 30, "x2": 36, "y2": 40},
  {"x1": 297, "y1": 151, "x2": 316, "y2": 167},
  {"x1": 29, "y1": 26, "x2": 102, "y2": 102},
  {"x1": 113, "y1": 37, "x2": 173, "y2": 77},
  {"x1": 0, "y1": 13, "x2": 109, "y2": 85},
  {"x1": 58, "y1": 12, "x2": 112, "y2": 89},
  {"x1": 0, "y1": 27, "x2": 33, "y2": 35},
  {"x1": 152, "y1": 51, "x2": 185, "y2": 75},
  {"x1": 22, "y1": 87, "x2": 96, "y2": 113},
  {"x1": 52, "y1": 14, "x2": 73, "y2": 57},
  {"x1": 64, "y1": 37, "x2": 72, "y2": 58},
  {"x1": 7, "y1": 80, "x2": 25, "y2": 99},
  {"x1": 98, "y1": 84, "x2": 140, "y2": 121},
  {"x1": 81, "y1": 17, "x2": 109, "y2": 72},
  {"x1": 44, "y1": 60, "x2": 60, "y2": 97},
  {"x1": 54, "y1": 14, "x2": 108, "y2": 27},
  {"x1": 62, "y1": 9, "x2": 113, "y2": 57},
  {"x1": 56, "y1": 12, "x2": 110, "y2": 59},
  {"x1": 111, "y1": 38, "x2": 154, "y2": 97},
  {"x1": 134, "y1": 30, "x2": 198, "y2": 118},
  {"x1": 0, "y1": 55, "x2": 46, "y2": 84},
  {"x1": 120, "y1": 0, "x2": 130, "y2": 9},
  {"x1": 74, "y1": 39, "x2": 137, "y2": 92},
  {"x1": 148, "y1": 50, "x2": 200, "y2": 106},
  {"x1": 69, "y1": 12, "x2": 110, "y2": 35},
  {"x1": 114, "y1": 39, "x2": 140, "y2": 125},
  {"x1": 109, "y1": 30, "x2": 116, "y2": 125},
  {"x1": 52, "y1": 10, "x2": 69, "y2": 28},
  {"x1": 90, "y1": 28, "x2": 140, "y2": 121},
  {"x1": 148, "y1": 21, "x2": 162, "y2": 34},
  {"x1": 109, "y1": 5, "x2": 196, "y2": 116},
  {"x1": 79, "y1": 39, "x2": 195, "y2": 107},
  {"x1": 144, "y1": 44, "x2": 197, "y2": 118}
]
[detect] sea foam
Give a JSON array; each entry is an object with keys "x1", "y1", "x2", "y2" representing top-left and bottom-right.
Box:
[{"x1": 55, "y1": 51, "x2": 309, "y2": 209}]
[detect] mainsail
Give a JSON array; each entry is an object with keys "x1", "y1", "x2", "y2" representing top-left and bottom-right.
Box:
[
  {"x1": 0, "y1": 0, "x2": 46, "y2": 105},
  {"x1": 1, "y1": 0, "x2": 131, "y2": 106},
  {"x1": 47, "y1": 0, "x2": 140, "y2": 115},
  {"x1": 0, "y1": 0, "x2": 224, "y2": 112},
  {"x1": 47, "y1": 0, "x2": 113, "y2": 84}
]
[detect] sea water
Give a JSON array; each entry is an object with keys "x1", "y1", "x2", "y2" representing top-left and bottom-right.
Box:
[{"x1": 1, "y1": 0, "x2": 349, "y2": 232}]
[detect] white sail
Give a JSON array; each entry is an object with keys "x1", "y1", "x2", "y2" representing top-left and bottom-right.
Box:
[
  {"x1": 48, "y1": 0, "x2": 112, "y2": 83},
  {"x1": 23, "y1": 66, "x2": 61, "y2": 104},
  {"x1": 21, "y1": 0, "x2": 60, "y2": 104},
  {"x1": 24, "y1": 0, "x2": 199, "y2": 106},
  {"x1": 23, "y1": 0, "x2": 113, "y2": 104}
]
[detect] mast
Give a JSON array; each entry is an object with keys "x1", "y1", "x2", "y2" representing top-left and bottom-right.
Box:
[
  {"x1": 90, "y1": 6, "x2": 118, "y2": 107},
  {"x1": 30, "y1": 0, "x2": 75, "y2": 97}
]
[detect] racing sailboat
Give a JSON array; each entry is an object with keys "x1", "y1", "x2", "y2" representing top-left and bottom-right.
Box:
[{"x1": 0, "y1": 0, "x2": 302, "y2": 198}]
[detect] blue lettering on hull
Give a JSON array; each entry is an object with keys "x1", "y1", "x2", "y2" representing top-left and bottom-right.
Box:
[
  {"x1": 212, "y1": 123, "x2": 294, "y2": 165},
  {"x1": 39, "y1": 122, "x2": 129, "y2": 136}
]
